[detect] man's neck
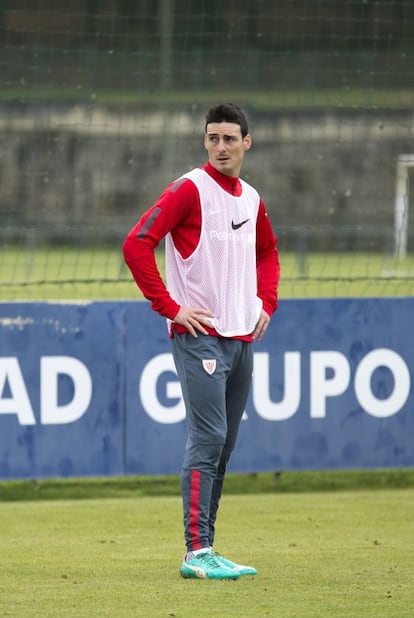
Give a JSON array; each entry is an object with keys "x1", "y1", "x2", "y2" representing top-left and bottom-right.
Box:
[{"x1": 202, "y1": 162, "x2": 242, "y2": 196}]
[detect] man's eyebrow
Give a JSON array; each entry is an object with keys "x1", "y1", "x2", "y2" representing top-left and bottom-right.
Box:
[{"x1": 206, "y1": 131, "x2": 237, "y2": 138}]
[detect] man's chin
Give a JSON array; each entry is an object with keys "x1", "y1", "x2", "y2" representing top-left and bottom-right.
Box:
[{"x1": 215, "y1": 160, "x2": 232, "y2": 174}]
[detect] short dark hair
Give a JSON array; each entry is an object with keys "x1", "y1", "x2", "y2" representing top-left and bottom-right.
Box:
[{"x1": 205, "y1": 103, "x2": 249, "y2": 137}]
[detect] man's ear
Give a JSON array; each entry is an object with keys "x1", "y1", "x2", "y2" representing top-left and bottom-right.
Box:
[{"x1": 243, "y1": 134, "x2": 252, "y2": 151}]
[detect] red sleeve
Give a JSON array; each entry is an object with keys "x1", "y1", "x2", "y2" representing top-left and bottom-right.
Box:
[
  {"x1": 256, "y1": 199, "x2": 280, "y2": 316},
  {"x1": 122, "y1": 178, "x2": 201, "y2": 319}
]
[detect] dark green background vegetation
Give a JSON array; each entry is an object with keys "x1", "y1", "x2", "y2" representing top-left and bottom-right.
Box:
[{"x1": 1, "y1": 1, "x2": 413, "y2": 94}]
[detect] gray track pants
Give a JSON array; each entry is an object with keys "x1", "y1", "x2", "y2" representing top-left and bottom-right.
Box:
[{"x1": 171, "y1": 333, "x2": 253, "y2": 552}]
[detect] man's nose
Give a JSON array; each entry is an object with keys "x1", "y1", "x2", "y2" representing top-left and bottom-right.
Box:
[{"x1": 217, "y1": 139, "x2": 226, "y2": 151}]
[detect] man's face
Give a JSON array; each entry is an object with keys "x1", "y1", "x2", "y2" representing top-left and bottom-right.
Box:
[{"x1": 204, "y1": 122, "x2": 252, "y2": 177}]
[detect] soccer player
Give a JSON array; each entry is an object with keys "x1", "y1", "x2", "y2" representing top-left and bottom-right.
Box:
[{"x1": 123, "y1": 103, "x2": 280, "y2": 580}]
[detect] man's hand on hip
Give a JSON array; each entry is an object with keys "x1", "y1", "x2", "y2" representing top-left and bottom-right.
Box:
[{"x1": 174, "y1": 306, "x2": 214, "y2": 338}]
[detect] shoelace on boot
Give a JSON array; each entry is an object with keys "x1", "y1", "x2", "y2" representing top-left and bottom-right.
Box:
[{"x1": 197, "y1": 551, "x2": 222, "y2": 568}]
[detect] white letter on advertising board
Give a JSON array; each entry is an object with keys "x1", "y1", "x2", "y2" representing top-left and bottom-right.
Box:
[
  {"x1": 0, "y1": 357, "x2": 36, "y2": 425},
  {"x1": 40, "y1": 356, "x2": 92, "y2": 424},
  {"x1": 140, "y1": 353, "x2": 185, "y2": 424},
  {"x1": 253, "y1": 352, "x2": 300, "y2": 421},
  {"x1": 354, "y1": 348, "x2": 410, "y2": 418},
  {"x1": 310, "y1": 351, "x2": 350, "y2": 418}
]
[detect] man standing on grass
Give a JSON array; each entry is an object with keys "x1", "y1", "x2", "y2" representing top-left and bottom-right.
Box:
[{"x1": 123, "y1": 103, "x2": 280, "y2": 580}]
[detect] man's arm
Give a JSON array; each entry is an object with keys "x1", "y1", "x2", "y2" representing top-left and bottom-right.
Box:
[
  {"x1": 256, "y1": 199, "x2": 280, "y2": 317},
  {"x1": 123, "y1": 178, "x2": 213, "y2": 333}
]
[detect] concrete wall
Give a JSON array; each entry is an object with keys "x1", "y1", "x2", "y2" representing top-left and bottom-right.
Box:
[{"x1": 1, "y1": 104, "x2": 413, "y2": 250}]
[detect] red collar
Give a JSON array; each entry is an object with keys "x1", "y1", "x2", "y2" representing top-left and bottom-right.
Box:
[{"x1": 202, "y1": 162, "x2": 242, "y2": 196}]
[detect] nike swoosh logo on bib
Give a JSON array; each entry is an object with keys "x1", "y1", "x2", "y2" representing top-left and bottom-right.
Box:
[{"x1": 231, "y1": 219, "x2": 250, "y2": 230}]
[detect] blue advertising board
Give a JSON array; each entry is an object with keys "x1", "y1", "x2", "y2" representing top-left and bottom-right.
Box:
[{"x1": 0, "y1": 298, "x2": 413, "y2": 479}]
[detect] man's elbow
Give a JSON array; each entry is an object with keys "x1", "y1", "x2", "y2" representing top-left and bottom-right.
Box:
[{"x1": 122, "y1": 236, "x2": 130, "y2": 261}]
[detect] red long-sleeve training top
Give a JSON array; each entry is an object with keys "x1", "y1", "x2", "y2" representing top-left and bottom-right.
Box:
[{"x1": 123, "y1": 162, "x2": 280, "y2": 340}]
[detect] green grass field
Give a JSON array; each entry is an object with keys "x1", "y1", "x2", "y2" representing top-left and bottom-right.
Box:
[
  {"x1": 2, "y1": 86, "x2": 414, "y2": 109},
  {"x1": 1, "y1": 483, "x2": 414, "y2": 617},
  {"x1": 1, "y1": 247, "x2": 413, "y2": 301}
]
